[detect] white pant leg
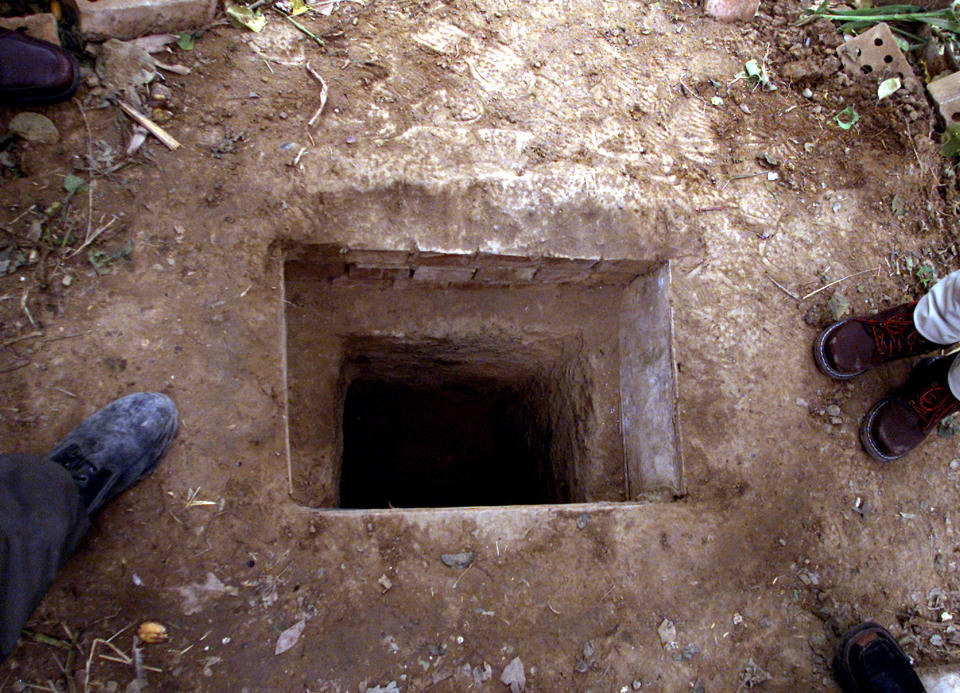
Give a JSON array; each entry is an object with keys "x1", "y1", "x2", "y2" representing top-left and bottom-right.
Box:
[{"x1": 913, "y1": 269, "x2": 960, "y2": 399}]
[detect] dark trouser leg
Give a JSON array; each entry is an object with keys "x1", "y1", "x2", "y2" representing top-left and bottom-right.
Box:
[{"x1": 0, "y1": 453, "x2": 88, "y2": 661}]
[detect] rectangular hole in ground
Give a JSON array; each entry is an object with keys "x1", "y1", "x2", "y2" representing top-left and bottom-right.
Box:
[{"x1": 283, "y1": 245, "x2": 683, "y2": 509}]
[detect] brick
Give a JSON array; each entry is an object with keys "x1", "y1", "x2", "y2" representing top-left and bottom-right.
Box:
[
  {"x1": 60, "y1": 0, "x2": 217, "y2": 40},
  {"x1": 413, "y1": 266, "x2": 476, "y2": 283},
  {"x1": 0, "y1": 13, "x2": 60, "y2": 45},
  {"x1": 343, "y1": 248, "x2": 413, "y2": 267},
  {"x1": 534, "y1": 257, "x2": 599, "y2": 283},
  {"x1": 474, "y1": 253, "x2": 538, "y2": 282},
  {"x1": 418, "y1": 252, "x2": 476, "y2": 268},
  {"x1": 349, "y1": 263, "x2": 410, "y2": 281},
  {"x1": 928, "y1": 71, "x2": 960, "y2": 127}
]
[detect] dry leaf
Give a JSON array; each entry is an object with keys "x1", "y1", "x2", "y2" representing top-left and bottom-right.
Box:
[{"x1": 275, "y1": 618, "x2": 306, "y2": 655}]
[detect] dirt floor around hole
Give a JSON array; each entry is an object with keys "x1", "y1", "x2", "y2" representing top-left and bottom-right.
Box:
[{"x1": 3, "y1": 0, "x2": 960, "y2": 690}]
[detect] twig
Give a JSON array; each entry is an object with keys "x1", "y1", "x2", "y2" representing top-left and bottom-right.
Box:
[
  {"x1": 118, "y1": 101, "x2": 181, "y2": 150},
  {"x1": 42, "y1": 331, "x2": 89, "y2": 344},
  {"x1": 54, "y1": 386, "x2": 77, "y2": 398},
  {"x1": 801, "y1": 267, "x2": 878, "y2": 301},
  {"x1": 695, "y1": 205, "x2": 734, "y2": 213},
  {"x1": 4, "y1": 204, "x2": 37, "y2": 227},
  {"x1": 452, "y1": 564, "x2": 473, "y2": 588},
  {"x1": 67, "y1": 215, "x2": 117, "y2": 258},
  {"x1": 20, "y1": 289, "x2": 34, "y2": 326},
  {"x1": 766, "y1": 275, "x2": 800, "y2": 301},
  {"x1": 275, "y1": 9, "x2": 324, "y2": 47},
  {"x1": 74, "y1": 99, "x2": 93, "y2": 254},
  {"x1": 1, "y1": 330, "x2": 43, "y2": 349},
  {"x1": 305, "y1": 62, "x2": 328, "y2": 127},
  {"x1": 0, "y1": 358, "x2": 30, "y2": 373}
]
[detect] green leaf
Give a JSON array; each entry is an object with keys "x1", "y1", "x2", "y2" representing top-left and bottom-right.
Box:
[
  {"x1": 834, "y1": 106, "x2": 860, "y2": 130},
  {"x1": 62, "y1": 174, "x2": 86, "y2": 193},
  {"x1": 177, "y1": 31, "x2": 195, "y2": 50},
  {"x1": 943, "y1": 125, "x2": 960, "y2": 158},
  {"x1": 877, "y1": 77, "x2": 901, "y2": 99},
  {"x1": 226, "y1": 2, "x2": 267, "y2": 32}
]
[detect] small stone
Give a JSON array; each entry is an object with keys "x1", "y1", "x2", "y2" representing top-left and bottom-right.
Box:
[
  {"x1": 61, "y1": 274, "x2": 72, "y2": 287},
  {"x1": 632, "y1": 680, "x2": 643, "y2": 690},
  {"x1": 830, "y1": 416, "x2": 843, "y2": 425},
  {"x1": 802, "y1": 87, "x2": 813, "y2": 99},
  {"x1": 828, "y1": 293, "x2": 851, "y2": 321},
  {"x1": 26, "y1": 220, "x2": 43, "y2": 244},
  {"x1": 657, "y1": 619, "x2": 677, "y2": 647},
  {"x1": 949, "y1": 459, "x2": 960, "y2": 471},
  {"x1": 151, "y1": 83, "x2": 172, "y2": 101},
  {"x1": 9, "y1": 112, "x2": 59, "y2": 144},
  {"x1": 576, "y1": 513, "x2": 590, "y2": 529},
  {"x1": 500, "y1": 657, "x2": 525, "y2": 693},
  {"x1": 931, "y1": 634, "x2": 945, "y2": 647},
  {"x1": 441, "y1": 552, "x2": 475, "y2": 569}
]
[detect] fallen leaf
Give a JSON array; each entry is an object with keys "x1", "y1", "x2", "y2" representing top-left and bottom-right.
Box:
[
  {"x1": 877, "y1": 77, "x2": 901, "y2": 100},
  {"x1": 275, "y1": 618, "x2": 306, "y2": 655}
]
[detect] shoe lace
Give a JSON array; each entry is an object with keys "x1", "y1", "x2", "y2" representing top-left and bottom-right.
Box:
[
  {"x1": 905, "y1": 380, "x2": 960, "y2": 431},
  {"x1": 51, "y1": 443, "x2": 97, "y2": 484},
  {"x1": 866, "y1": 305, "x2": 927, "y2": 360}
]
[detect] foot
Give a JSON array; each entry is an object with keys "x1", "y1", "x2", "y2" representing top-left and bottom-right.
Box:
[
  {"x1": 0, "y1": 28, "x2": 79, "y2": 106},
  {"x1": 860, "y1": 355, "x2": 960, "y2": 461},
  {"x1": 833, "y1": 622, "x2": 926, "y2": 693},
  {"x1": 813, "y1": 302, "x2": 938, "y2": 380},
  {"x1": 45, "y1": 392, "x2": 178, "y2": 514}
]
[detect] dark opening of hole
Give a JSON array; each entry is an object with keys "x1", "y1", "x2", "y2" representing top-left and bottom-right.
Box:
[
  {"x1": 952, "y1": 111, "x2": 960, "y2": 122},
  {"x1": 884, "y1": 54, "x2": 893, "y2": 63},
  {"x1": 874, "y1": 37, "x2": 884, "y2": 46},
  {"x1": 340, "y1": 377, "x2": 563, "y2": 508},
  {"x1": 861, "y1": 64, "x2": 873, "y2": 74}
]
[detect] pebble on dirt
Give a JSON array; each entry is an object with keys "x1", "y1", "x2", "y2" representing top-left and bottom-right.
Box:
[
  {"x1": 705, "y1": 0, "x2": 759, "y2": 21},
  {"x1": 657, "y1": 618, "x2": 677, "y2": 648},
  {"x1": 500, "y1": 656, "x2": 526, "y2": 693},
  {"x1": 9, "y1": 112, "x2": 60, "y2": 144},
  {"x1": 441, "y1": 551, "x2": 475, "y2": 569}
]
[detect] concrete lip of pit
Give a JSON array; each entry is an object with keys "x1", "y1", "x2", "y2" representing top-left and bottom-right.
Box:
[{"x1": 283, "y1": 245, "x2": 683, "y2": 510}]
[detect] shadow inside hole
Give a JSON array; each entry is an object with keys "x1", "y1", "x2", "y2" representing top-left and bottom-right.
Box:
[{"x1": 340, "y1": 377, "x2": 564, "y2": 508}]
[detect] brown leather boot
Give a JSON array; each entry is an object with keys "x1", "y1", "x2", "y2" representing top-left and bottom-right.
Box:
[
  {"x1": 860, "y1": 354, "x2": 960, "y2": 461},
  {"x1": 813, "y1": 302, "x2": 939, "y2": 380},
  {"x1": 0, "y1": 28, "x2": 79, "y2": 106}
]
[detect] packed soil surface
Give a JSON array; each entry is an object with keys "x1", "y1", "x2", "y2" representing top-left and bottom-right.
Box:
[{"x1": 2, "y1": 0, "x2": 960, "y2": 690}]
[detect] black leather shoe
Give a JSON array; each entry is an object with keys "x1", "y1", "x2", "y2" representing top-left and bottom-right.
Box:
[
  {"x1": 0, "y1": 27, "x2": 79, "y2": 106},
  {"x1": 45, "y1": 393, "x2": 178, "y2": 514},
  {"x1": 834, "y1": 622, "x2": 926, "y2": 693}
]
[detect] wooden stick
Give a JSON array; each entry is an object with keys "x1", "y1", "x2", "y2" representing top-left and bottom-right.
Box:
[
  {"x1": 118, "y1": 101, "x2": 181, "y2": 150},
  {"x1": 305, "y1": 62, "x2": 328, "y2": 127},
  {"x1": 801, "y1": 267, "x2": 878, "y2": 301}
]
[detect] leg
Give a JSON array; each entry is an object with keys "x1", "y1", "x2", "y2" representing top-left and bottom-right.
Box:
[
  {"x1": 914, "y1": 270, "x2": 960, "y2": 345},
  {"x1": 0, "y1": 453, "x2": 89, "y2": 661}
]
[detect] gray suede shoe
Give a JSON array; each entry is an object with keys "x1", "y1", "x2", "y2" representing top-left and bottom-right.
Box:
[{"x1": 45, "y1": 393, "x2": 178, "y2": 514}]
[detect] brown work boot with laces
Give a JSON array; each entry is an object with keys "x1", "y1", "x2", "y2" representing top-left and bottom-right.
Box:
[
  {"x1": 860, "y1": 354, "x2": 960, "y2": 461},
  {"x1": 813, "y1": 302, "x2": 939, "y2": 380}
]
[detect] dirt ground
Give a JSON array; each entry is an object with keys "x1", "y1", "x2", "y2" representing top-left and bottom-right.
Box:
[{"x1": 3, "y1": 0, "x2": 960, "y2": 690}]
